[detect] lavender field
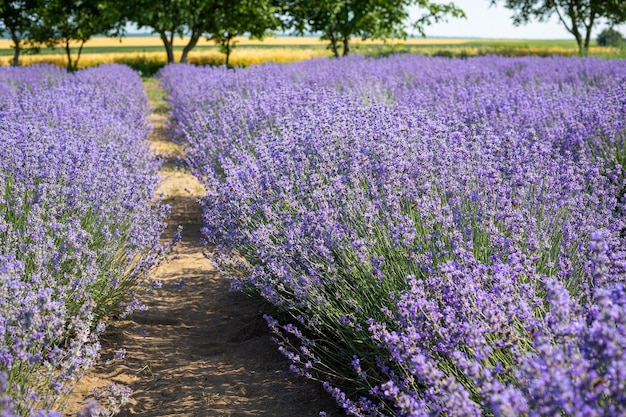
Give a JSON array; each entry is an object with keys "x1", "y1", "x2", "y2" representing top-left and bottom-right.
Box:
[
  {"x1": 0, "y1": 65, "x2": 168, "y2": 415},
  {"x1": 160, "y1": 55, "x2": 626, "y2": 416}
]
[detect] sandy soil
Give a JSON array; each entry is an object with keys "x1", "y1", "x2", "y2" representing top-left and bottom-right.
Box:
[{"x1": 67, "y1": 80, "x2": 341, "y2": 417}]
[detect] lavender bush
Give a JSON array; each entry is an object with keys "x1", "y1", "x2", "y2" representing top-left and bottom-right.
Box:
[
  {"x1": 0, "y1": 64, "x2": 168, "y2": 415},
  {"x1": 161, "y1": 55, "x2": 626, "y2": 416}
]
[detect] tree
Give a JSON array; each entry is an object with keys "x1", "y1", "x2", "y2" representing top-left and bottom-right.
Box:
[
  {"x1": 208, "y1": 0, "x2": 279, "y2": 66},
  {"x1": 490, "y1": 0, "x2": 626, "y2": 55},
  {"x1": 597, "y1": 26, "x2": 624, "y2": 46},
  {"x1": 123, "y1": 0, "x2": 218, "y2": 64},
  {"x1": 32, "y1": 0, "x2": 122, "y2": 70},
  {"x1": 279, "y1": 0, "x2": 465, "y2": 57},
  {"x1": 0, "y1": 0, "x2": 43, "y2": 66}
]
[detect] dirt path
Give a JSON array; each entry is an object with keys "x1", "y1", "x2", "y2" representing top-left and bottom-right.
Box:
[{"x1": 68, "y1": 79, "x2": 341, "y2": 417}]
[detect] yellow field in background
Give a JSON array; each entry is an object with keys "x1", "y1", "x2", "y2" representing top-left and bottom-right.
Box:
[
  {"x1": 0, "y1": 36, "x2": 481, "y2": 68},
  {"x1": 1, "y1": 45, "x2": 618, "y2": 70},
  {"x1": 0, "y1": 35, "x2": 480, "y2": 50},
  {"x1": 0, "y1": 35, "x2": 620, "y2": 69},
  {"x1": 0, "y1": 48, "x2": 332, "y2": 68}
]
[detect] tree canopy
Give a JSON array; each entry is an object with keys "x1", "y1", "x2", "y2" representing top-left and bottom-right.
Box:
[
  {"x1": 121, "y1": 0, "x2": 216, "y2": 63},
  {"x1": 490, "y1": 0, "x2": 626, "y2": 54},
  {"x1": 1, "y1": 0, "x2": 124, "y2": 70},
  {"x1": 208, "y1": 0, "x2": 279, "y2": 66},
  {"x1": 31, "y1": 0, "x2": 122, "y2": 70},
  {"x1": 2, "y1": 0, "x2": 466, "y2": 67},
  {"x1": 122, "y1": 0, "x2": 278, "y2": 64},
  {"x1": 0, "y1": 0, "x2": 43, "y2": 66},
  {"x1": 279, "y1": 0, "x2": 465, "y2": 57},
  {"x1": 597, "y1": 26, "x2": 624, "y2": 46}
]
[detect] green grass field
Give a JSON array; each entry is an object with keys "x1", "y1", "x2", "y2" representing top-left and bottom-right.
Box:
[{"x1": 1, "y1": 36, "x2": 623, "y2": 74}]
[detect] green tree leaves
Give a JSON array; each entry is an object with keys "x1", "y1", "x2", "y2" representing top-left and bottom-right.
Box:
[
  {"x1": 597, "y1": 26, "x2": 624, "y2": 47},
  {"x1": 0, "y1": 0, "x2": 44, "y2": 66},
  {"x1": 32, "y1": 0, "x2": 123, "y2": 70},
  {"x1": 122, "y1": 0, "x2": 215, "y2": 63},
  {"x1": 208, "y1": 0, "x2": 279, "y2": 66},
  {"x1": 122, "y1": 0, "x2": 278, "y2": 64},
  {"x1": 279, "y1": 0, "x2": 465, "y2": 57},
  {"x1": 0, "y1": 0, "x2": 122, "y2": 69},
  {"x1": 1, "y1": 0, "x2": 466, "y2": 67},
  {"x1": 490, "y1": 0, "x2": 626, "y2": 54}
]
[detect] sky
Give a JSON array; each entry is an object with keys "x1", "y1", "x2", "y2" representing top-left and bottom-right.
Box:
[
  {"x1": 409, "y1": 0, "x2": 625, "y2": 39},
  {"x1": 74, "y1": 2, "x2": 626, "y2": 41}
]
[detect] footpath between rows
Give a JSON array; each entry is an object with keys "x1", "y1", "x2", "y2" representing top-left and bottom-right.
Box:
[{"x1": 68, "y1": 79, "x2": 340, "y2": 417}]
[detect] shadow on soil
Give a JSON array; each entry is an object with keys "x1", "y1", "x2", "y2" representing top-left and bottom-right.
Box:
[{"x1": 82, "y1": 194, "x2": 342, "y2": 417}]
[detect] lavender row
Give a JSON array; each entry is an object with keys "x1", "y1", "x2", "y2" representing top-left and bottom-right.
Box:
[
  {"x1": 160, "y1": 55, "x2": 626, "y2": 416},
  {"x1": 0, "y1": 64, "x2": 168, "y2": 416}
]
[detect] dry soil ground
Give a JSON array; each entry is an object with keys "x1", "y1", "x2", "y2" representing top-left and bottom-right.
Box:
[{"x1": 67, "y1": 79, "x2": 341, "y2": 417}]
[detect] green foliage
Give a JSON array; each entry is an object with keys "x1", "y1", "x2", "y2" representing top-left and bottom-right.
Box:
[
  {"x1": 597, "y1": 26, "x2": 625, "y2": 47},
  {"x1": 122, "y1": 0, "x2": 278, "y2": 65},
  {"x1": 279, "y1": 0, "x2": 465, "y2": 57},
  {"x1": 0, "y1": 0, "x2": 43, "y2": 66},
  {"x1": 31, "y1": 0, "x2": 123, "y2": 70},
  {"x1": 121, "y1": 0, "x2": 218, "y2": 63},
  {"x1": 490, "y1": 0, "x2": 626, "y2": 55},
  {"x1": 410, "y1": 0, "x2": 466, "y2": 35},
  {"x1": 208, "y1": 0, "x2": 279, "y2": 66}
]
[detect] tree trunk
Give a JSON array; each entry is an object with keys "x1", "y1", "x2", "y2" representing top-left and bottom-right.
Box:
[
  {"x1": 11, "y1": 42, "x2": 20, "y2": 67},
  {"x1": 10, "y1": 31, "x2": 21, "y2": 66},
  {"x1": 12, "y1": 47, "x2": 20, "y2": 67},
  {"x1": 583, "y1": 11, "x2": 596, "y2": 54},
  {"x1": 329, "y1": 32, "x2": 339, "y2": 58},
  {"x1": 566, "y1": 8, "x2": 584, "y2": 54},
  {"x1": 225, "y1": 37, "x2": 231, "y2": 67},
  {"x1": 160, "y1": 31, "x2": 175, "y2": 63},
  {"x1": 74, "y1": 40, "x2": 86, "y2": 71},
  {"x1": 554, "y1": 4, "x2": 585, "y2": 55},
  {"x1": 65, "y1": 38, "x2": 74, "y2": 71},
  {"x1": 342, "y1": 36, "x2": 350, "y2": 56},
  {"x1": 573, "y1": 29, "x2": 584, "y2": 55},
  {"x1": 582, "y1": 29, "x2": 591, "y2": 54},
  {"x1": 180, "y1": 28, "x2": 202, "y2": 63},
  {"x1": 182, "y1": 3, "x2": 216, "y2": 63}
]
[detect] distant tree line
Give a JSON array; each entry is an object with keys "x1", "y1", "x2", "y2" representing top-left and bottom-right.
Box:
[
  {"x1": 1, "y1": 0, "x2": 624, "y2": 69},
  {"x1": 597, "y1": 26, "x2": 625, "y2": 47},
  {"x1": 0, "y1": 0, "x2": 467, "y2": 68}
]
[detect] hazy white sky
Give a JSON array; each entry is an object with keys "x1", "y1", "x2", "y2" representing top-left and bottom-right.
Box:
[
  {"x1": 409, "y1": 0, "x2": 624, "y2": 39},
  {"x1": 120, "y1": 1, "x2": 625, "y2": 41}
]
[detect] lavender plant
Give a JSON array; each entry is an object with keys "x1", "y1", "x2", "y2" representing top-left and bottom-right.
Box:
[
  {"x1": 0, "y1": 64, "x2": 168, "y2": 415},
  {"x1": 161, "y1": 55, "x2": 626, "y2": 416}
]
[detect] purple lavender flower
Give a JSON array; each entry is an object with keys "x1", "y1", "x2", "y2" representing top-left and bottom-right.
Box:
[
  {"x1": 1, "y1": 64, "x2": 167, "y2": 414},
  {"x1": 160, "y1": 55, "x2": 626, "y2": 415},
  {"x1": 0, "y1": 371, "x2": 17, "y2": 417}
]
